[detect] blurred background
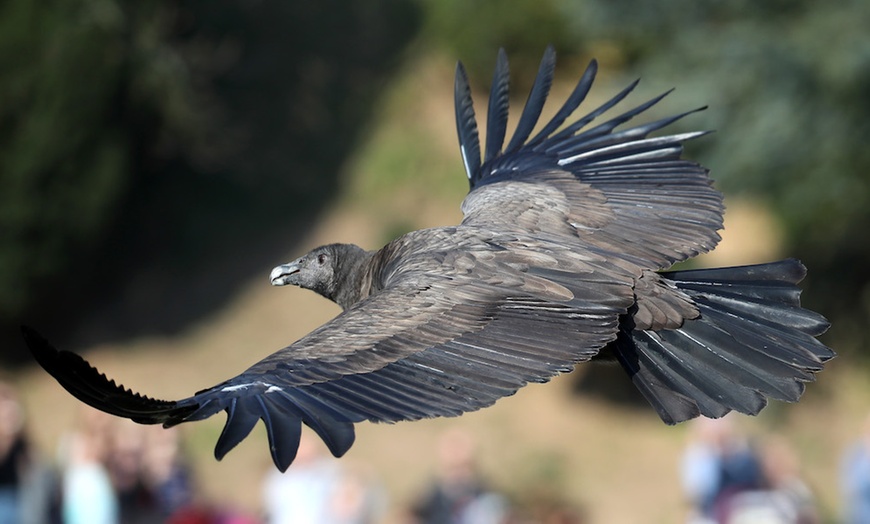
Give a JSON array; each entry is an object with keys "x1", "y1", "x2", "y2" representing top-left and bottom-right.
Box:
[{"x1": 1, "y1": 0, "x2": 869, "y2": 522}]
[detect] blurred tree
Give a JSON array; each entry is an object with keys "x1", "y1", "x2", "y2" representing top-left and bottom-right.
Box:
[
  {"x1": 0, "y1": 0, "x2": 420, "y2": 360},
  {"x1": 0, "y1": 1, "x2": 141, "y2": 318},
  {"x1": 420, "y1": 0, "x2": 578, "y2": 84}
]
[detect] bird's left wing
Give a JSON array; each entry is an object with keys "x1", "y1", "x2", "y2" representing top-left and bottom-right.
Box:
[{"x1": 23, "y1": 232, "x2": 635, "y2": 471}]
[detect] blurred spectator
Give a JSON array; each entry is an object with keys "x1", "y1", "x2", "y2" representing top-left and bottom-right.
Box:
[
  {"x1": 522, "y1": 499, "x2": 586, "y2": 524},
  {"x1": 756, "y1": 438, "x2": 818, "y2": 523},
  {"x1": 263, "y1": 432, "x2": 382, "y2": 524},
  {"x1": 61, "y1": 406, "x2": 254, "y2": 524},
  {"x1": 0, "y1": 381, "x2": 26, "y2": 524},
  {"x1": 0, "y1": 381, "x2": 60, "y2": 524},
  {"x1": 722, "y1": 438, "x2": 819, "y2": 524},
  {"x1": 682, "y1": 417, "x2": 820, "y2": 524},
  {"x1": 141, "y1": 426, "x2": 195, "y2": 518},
  {"x1": 60, "y1": 407, "x2": 119, "y2": 524},
  {"x1": 842, "y1": 413, "x2": 870, "y2": 524},
  {"x1": 681, "y1": 416, "x2": 765, "y2": 523},
  {"x1": 410, "y1": 429, "x2": 508, "y2": 524},
  {"x1": 141, "y1": 425, "x2": 258, "y2": 524},
  {"x1": 104, "y1": 422, "x2": 198, "y2": 522},
  {"x1": 107, "y1": 420, "x2": 159, "y2": 523}
]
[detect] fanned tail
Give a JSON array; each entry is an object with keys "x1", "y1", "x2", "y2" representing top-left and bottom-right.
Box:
[{"x1": 614, "y1": 259, "x2": 833, "y2": 424}]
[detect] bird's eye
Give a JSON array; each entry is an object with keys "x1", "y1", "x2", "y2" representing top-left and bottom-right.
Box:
[{"x1": 317, "y1": 254, "x2": 326, "y2": 265}]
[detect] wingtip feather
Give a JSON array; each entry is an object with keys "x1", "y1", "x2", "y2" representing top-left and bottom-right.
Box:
[
  {"x1": 21, "y1": 326, "x2": 194, "y2": 425},
  {"x1": 454, "y1": 60, "x2": 481, "y2": 184},
  {"x1": 258, "y1": 396, "x2": 303, "y2": 472},
  {"x1": 504, "y1": 45, "x2": 557, "y2": 154},
  {"x1": 483, "y1": 48, "x2": 511, "y2": 164},
  {"x1": 214, "y1": 397, "x2": 260, "y2": 461}
]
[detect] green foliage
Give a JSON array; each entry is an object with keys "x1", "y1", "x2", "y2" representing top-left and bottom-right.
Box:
[
  {"x1": 0, "y1": 0, "x2": 420, "y2": 351},
  {"x1": 0, "y1": 1, "x2": 216, "y2": 322},
  {"x1": 1, "y1": 1, "x2": 132, "y2": 315},
  {"x1": 420, "y1": 0, "x2": 579, "y2": 84}
]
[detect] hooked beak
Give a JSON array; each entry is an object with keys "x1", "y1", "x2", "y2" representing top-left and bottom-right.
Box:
[{"x1": 270, "y1": 262, "x2": 300, "y2": 286}]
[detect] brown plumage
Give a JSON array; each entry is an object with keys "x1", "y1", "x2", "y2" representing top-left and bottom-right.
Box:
[{"x1": 23, "y1": 47, "x2": 833, "y2": 471}]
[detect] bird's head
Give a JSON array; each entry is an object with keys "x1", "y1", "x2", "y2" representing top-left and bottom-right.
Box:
[{"x1": 270, "y1": 243, "x2": 372, "y2": 309}]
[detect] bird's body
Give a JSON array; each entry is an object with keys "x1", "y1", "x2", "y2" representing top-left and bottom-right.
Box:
[{"x1": 24, "y1": 47, "x2": 833, "y2": 471}]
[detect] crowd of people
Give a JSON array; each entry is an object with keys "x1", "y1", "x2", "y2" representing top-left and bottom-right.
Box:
[
  {"x1": 262, "y1": 434, "x2": 383, "y2": 523},
  {"x1": 681, "y1": 416, "x2": 817, "y2": 523},
  {"x1": 0, "y1": 378, "x2": 583, "y2": 524},
  {"x1": 2, "y1": 379, "x2": 870, "y2": 524},
  {"x1": 262, "y1": 428, "x2": 583, "y2": 523},
  {"x1": 680, "y1": 414, "x2": 870, "y2": 524},
  {"x1": 0, "y1": 381, "x2": 257, "y2": 524}
]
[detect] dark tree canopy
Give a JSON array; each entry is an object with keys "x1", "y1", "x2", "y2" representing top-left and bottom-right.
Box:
[{"x1": 0, "y1": 0, "x2": 420, "y2": 360}]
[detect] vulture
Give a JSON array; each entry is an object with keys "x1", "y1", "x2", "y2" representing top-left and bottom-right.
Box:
[{"x1": 23, "y1": 47, "x2": 833, "y2": 472}]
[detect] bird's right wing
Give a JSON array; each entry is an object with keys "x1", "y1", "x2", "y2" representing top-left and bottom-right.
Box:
[
  {"x1": 455, "y1": 47, "x2": 723, "y2": 270},
  {"x1": 24, "y1": 231, "x2": 636, "y2": 471}
]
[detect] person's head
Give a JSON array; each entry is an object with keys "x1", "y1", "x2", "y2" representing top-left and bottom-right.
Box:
[{"x1": 0, "y1": 382, "x2": 23, "y2": 451}]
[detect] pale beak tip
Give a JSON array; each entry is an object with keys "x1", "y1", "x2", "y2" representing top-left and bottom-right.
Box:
[{"x1": 270, "y1": 264, "x2": 298, "y2": 286}]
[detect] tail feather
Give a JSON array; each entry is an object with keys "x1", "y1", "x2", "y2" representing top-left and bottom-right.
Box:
[
  {"x1": 661, "y1": 320, "x2": 806, "y2": 400},
  {"x1": 699, "y1": 308, "x2": 826, "y2": 370},
  {"x1": 696, "y1": 291, "x2": 829, "y2": 334},
  {"x1": 617, "y1": 259, "x2": 834, "y2": 425},
  {"x1": 615, "y1": 317, "x2": 731, "y2": 423},
  {"x1": 639, "y1": 329, "x2": 769, "y2": 415}
]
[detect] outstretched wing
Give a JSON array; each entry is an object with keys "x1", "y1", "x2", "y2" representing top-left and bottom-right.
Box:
[
  {"x1": 25, "y1": 48, "x2": 734, "y2": 473},
  {"x1": 455, "y1": 46, "x2": 723, "y2": 270},
  {"x1": 24, "y1": 231, "x2": 637, "y2": 471}
]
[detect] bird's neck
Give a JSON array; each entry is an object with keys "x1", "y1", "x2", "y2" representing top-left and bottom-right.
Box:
[{"x1": 331, "y1": 246, "x2": 376, "y2": 310}]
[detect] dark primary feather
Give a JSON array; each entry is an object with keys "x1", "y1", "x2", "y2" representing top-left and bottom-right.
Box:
[
  {"x1": 454, "y1": 61, "x2": 481, "y2": 184},
  {"x1": 25, "y1": 48, "x2": 833, "y2": 472},
  {"x1": 548, "y1": 78, "x2": 641, "y2": 144},
  {"x1": 484, "y1": 49, "x2": 511, "y2": 164},
  {"x1": 527, "y1": 60, "x2": 598, "y2": 148},
  {"x1": 504, "y1": 45, "x2": 556, "y2": 154},
  {"x1": 558, "y1": 87, "x2": 676, "y2": 146}
]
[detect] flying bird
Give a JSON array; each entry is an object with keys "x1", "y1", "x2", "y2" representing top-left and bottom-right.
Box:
[{"x1": 23, "y1": 47, "x2": 833, "y2": 472}]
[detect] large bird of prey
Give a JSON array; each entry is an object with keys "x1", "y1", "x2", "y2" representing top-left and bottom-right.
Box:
[{"x1": 24, "y1": 47, "x2": 833, "y2": 471}]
